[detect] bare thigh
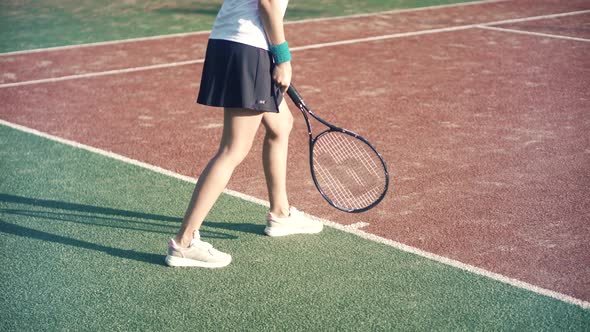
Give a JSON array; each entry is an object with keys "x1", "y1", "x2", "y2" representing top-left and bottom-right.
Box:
[
  {"x1": 261, "y1": 100, "x2": 293, "y2": 138},
  {"x1": 218, "y1": 108, "x2": 265, "y2": 161}
]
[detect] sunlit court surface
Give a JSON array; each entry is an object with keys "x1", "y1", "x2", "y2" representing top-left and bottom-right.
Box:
[{"x1": 1, "y1": 0, "x2": 589, "y2": 330}]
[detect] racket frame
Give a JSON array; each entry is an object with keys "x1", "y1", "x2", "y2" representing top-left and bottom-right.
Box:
[{"x1": 287, "y1": 85, "x2": 390, "y2": 213}]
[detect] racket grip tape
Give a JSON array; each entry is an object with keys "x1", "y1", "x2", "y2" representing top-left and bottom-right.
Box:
[{"x1": 287, "y1": 85, "x2": 304, "y2": 106}]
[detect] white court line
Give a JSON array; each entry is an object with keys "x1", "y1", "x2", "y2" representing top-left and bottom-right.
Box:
[
  {"x1": 282, "y1": 0, "x2": 510, "y2": 25},
  {"x1": 2, "y1": 9, "x2": 589, "y2": 89},
  {"x1": 345, "y1": 222, "x2": 370, "y2": 230},
  {"x1": 477, "y1": 25, "x2": 590, "y2": 42},
  {"x1": 0, "y1": 0, "x2": 508, "y2": 57},
  {"x1": 0, "y1": 31, "x2": 211, "y2": 57},
  {"x1": 1, "y1": 118, "x2": 589, "y2": 310},
  {"x1": 0, "y1": 59, "x2": 204, "y2": 88},
  {"x1": 290, "y1": 9, "x2": 590, "y2": 51},
  {"x1": 481, "y1": 8, "x2": 590, "y2": 26}
]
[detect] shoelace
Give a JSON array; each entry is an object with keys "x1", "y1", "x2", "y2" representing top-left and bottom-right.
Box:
[
  {"x1": 290, "y1": 207, "x2": 303, "y2": 217},
  {"x1": 190, "y1": 239, "x2": 213, "y2": 249}
]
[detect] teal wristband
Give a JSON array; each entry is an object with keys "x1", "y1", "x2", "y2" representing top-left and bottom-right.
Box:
[{"x1": 269, "y1": 41, "x2": 291, "y2": 64}]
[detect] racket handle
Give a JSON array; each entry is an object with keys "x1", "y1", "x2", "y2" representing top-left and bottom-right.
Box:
[{"x1": 287, "y1": 85, "x2": 304, "y2": 105}]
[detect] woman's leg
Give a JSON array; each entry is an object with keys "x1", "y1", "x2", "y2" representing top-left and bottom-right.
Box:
[
  {"x1": 262, "y1": 100, "x2": 323, "y2": 237},
  {"x1": 261, "y1": 99, "x2": 294, "y2": 217},
  {"x1": 175, "y1": 108, "x2": 264, "y2": 247}
]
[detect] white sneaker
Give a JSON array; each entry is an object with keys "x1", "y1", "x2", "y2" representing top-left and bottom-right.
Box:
[
  {"x1": 165, "y1": 232, "x2": 231, "y2": 268},
  {"x1": 264, "y1": 207, "x2": 323, "y2": 237}
]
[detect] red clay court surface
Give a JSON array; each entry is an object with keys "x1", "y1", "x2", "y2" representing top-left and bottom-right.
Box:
[{"x1": 2, "y1": 0, "x2": 589, "y2": 304}]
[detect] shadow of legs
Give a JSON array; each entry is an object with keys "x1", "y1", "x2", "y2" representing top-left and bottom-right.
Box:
[{"x1": 0, "y1": 220, "x2": 165, "y2": 265}]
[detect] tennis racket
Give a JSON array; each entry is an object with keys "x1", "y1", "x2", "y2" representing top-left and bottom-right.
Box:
[{"x1": 287, "y1": 85, "x2": 390, "y2": 213}]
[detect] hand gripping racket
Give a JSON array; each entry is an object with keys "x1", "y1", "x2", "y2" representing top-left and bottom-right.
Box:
[{"x1": 287, "y1": 85, "x2": 390, "y2": 213}]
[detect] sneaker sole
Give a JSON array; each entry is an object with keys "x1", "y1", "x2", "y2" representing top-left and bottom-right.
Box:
[
  {"x1": 264, "y1": 225, "x2": 323, "y2": 237},
  {"x1": 164, "y1": 255, "x2": 231, "y2": 268}
]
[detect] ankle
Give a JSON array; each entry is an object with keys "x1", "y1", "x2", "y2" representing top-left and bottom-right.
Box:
[
  {"x1": 174, "y1": 237, "x2": 191, "y2": 248},
  {"x1": 175, "y1": 230, "x2": 200, "y2": 248},
  {"x1": 270, "y1": 207, "x2": 290, "y2": 218}
]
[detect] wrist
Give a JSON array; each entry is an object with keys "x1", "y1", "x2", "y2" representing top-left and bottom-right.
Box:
[{"x1": 269, "y1": 41, "x2": 292, "y2": 64}]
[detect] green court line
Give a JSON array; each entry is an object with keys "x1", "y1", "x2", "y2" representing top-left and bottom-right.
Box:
[
  {"x1": 1, "y1": 126, "x2": 589, "y2": 331},
  {"x1": 0, "y1": 0, "x2": 480, "y2": 53}
]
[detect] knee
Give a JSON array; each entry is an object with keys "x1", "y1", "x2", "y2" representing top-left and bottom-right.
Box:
[
  {"x1": 217, "y1": 142, "x2": 252, "y2": 166},
  {"x1": 280, "y1": 112, "x2": 294, "y2": 136},
  {"x1": 266, "y1": 111, "x2": 293, "y2": 141}
]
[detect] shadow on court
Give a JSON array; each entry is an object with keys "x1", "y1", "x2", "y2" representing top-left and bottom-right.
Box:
[
  {"x1": 0, "y1": 219, "x2": 166, "y2": 265},
  {"x1": 0, "y1": 193, "x2": 180, "y2": 223},
  {"x1": 0, "y1": 194, "x2": 267, "y2": 265}
]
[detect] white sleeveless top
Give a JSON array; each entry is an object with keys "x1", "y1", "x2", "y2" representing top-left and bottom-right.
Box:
[{"x1": 209, "y1": 0, "x2": 289, "y2": 50}]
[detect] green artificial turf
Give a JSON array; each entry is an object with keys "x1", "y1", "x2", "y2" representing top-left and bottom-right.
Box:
[
  {"x1": 0, "y1": 0, "x2": 479, "y2": 52},
  {"x1": 1, "y1": 125, "x2": 589, "y2": 331}
]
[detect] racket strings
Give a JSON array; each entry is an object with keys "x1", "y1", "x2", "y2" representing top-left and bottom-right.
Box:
[
  {"x1": 314, "y1": 154, "x2": 381, "y2": 209},
  {"x1": 313, "y1": 131, "x2": 386, "y2": 210},
  {"x1": 313, "y1": 162, "x2": 363, "y2": 207}
]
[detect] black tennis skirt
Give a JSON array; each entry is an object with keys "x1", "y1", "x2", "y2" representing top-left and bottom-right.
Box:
[{"x1": 197, "y1": 39, "x2": 283, "y2": 113}]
